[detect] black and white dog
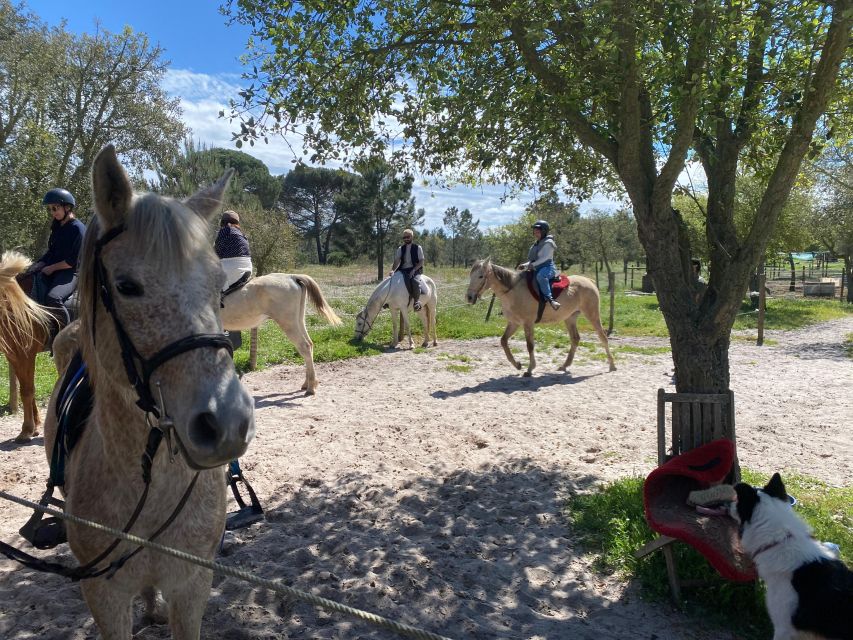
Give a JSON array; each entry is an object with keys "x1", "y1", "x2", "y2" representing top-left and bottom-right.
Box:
[{"x1": 731, "y1": 473, "x2": 852, "y2": 640}]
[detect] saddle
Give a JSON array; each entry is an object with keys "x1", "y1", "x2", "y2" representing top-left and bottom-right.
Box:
[
  {"x1": 525, "y1": 272, "x2": 570, "y2": 301},
  {"x1": 15, "y1": 271, "x2": 77, "y2": 352},
  {"x1": 20, "y1": 351, "x2": 93, "y2": 549}
]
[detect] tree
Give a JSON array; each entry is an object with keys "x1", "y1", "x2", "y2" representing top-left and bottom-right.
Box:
[
  {"x1": 811, "y1": 143, "x2": 853, "y2": 302},
  {"x1": 421, "y1": 227, "x2": 447, "y2": 267},
  {"x1": 152, "y1": 140, "x2": 297, "y2": 274},
  {"x1": 52, "y1": 24, "x2": 186, "y2": 211},
  {"x1": 335, "y1": 157, "x2": 416, "y2": 280},
  {"x1": 226, "y1": 0, "x2": 853, "y2": 393},
  {"x1": 279, "y1": 164, "x2": 352, "y2": 264},
  {"x1": 575, "y1": 208, "x2": 639, "y2": 285},
  {"x1": 442, "y1": 206, "x2": 480, "y2": 267}
]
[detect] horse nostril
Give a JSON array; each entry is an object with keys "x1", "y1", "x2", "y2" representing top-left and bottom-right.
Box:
[{"x1": 189, "y1": 411, "x2": 220, "y2": 449}]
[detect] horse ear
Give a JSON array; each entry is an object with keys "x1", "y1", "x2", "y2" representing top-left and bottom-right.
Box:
[
  {"x1": 92, "y1": 144, "x2": 133, "y2": 229},
  {"x1": 184, "y1": 169, "x2": 236, "y2": 222}
]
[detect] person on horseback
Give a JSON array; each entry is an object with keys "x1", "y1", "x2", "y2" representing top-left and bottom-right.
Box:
[
  {"x1": 520, "y1": 220, "x2": 561, "y2": 317},
  {"x1": 215, "y1": 210, "x2": 253, "y2": 288},
  {"x1": 27, "y1": 188, "x2": 86, "y2": 338},
  {"x1": 389, "y1": 228, "x2": 425, "y2": 311}
]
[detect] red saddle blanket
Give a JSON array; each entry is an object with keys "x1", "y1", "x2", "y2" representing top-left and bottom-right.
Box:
[
  {"x1": 643, "y1": 439, "x2": 756, "y2": 582},
  {"x1": 525, "y1": 272, "x2": 570, "y2": 301}
]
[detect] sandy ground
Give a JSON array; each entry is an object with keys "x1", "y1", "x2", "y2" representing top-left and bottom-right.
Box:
[{"x1": 0, "y1": 317, "x2": 851, "y2": 639}]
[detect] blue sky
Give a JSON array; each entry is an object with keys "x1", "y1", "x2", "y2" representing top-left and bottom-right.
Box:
[{"x1": 25, "y1": 0, "x2": 624, "y2": 229}]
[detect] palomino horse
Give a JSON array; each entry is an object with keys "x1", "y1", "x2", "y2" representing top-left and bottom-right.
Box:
[
  {"x1": 220, "y1": 274, "x2": 342, "y2": 395},
  {"x1": 42, "y1": 145, "x2": 255, "y2": 639},
  {"x1": 466, "y1": 259, "x2": 616, "y2": 376},
  {"x1": 0, "y1": 252, "x2": 53, "y2": 442},
  {"x1": 354, "y1": 271, "x2": 438, "y2": 348}
]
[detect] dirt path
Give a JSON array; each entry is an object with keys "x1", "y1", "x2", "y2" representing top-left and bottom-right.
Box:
[{"x1": 1, "y1": 317, "x2": 851, "y2": 639}]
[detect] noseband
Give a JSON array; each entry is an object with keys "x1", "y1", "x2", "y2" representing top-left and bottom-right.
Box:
[{"x1": 93, "y1": 224, "x2": 233, "y2": 418}]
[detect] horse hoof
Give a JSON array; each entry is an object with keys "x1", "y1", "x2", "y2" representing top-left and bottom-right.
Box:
[
  {"x1": 14, "y1": 432, "x2": 32, "y2": 444},
  {"x1": 305, "y1": 388, "x2": 316, "y2": 396},
  {"x1": 514, "y1": 362, "x2": 522, "y2": 370},
  {"x1": 609, "y1": 364, "x2": 617, "y2": 372},
  {"x1": 557, "y1": 366, "x2": 567, "y2": 372},
  {"x1": 522, "y1": 371, "x2": 532, "y2": 378}
]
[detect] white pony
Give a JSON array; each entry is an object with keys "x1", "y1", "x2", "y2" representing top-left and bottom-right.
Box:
[
  {"x1": 354, "y1": 272, "x2": 437, "y2": 348},
  {"x1": 219, "y1": 274, "x2": 342, "y2": 394}
]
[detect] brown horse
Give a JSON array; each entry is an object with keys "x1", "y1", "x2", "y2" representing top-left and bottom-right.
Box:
[
  {"x1": 466, "y1": 259, "x2": 616, "y2": 376},
  {"x1": 0, "y1": 252, "x2": 53, "y2": 442},
  {"x1": 41, "y1": 145, "x2": 255, "y2": 638}
]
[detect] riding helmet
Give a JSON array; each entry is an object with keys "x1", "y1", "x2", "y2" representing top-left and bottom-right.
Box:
[
  {"x1": 532, "y1": 220, "x2": 550, "y2": 234},
  {"x1": 42, "y1": 188, "x2": 76, "y2": 208}
]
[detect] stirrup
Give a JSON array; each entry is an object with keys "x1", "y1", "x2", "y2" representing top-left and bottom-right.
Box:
[
  {"x1": 225, "y1": 460, "x2": 264, "y2": 531},
  {"x1": 19, "y1": 485, "x2": 67, "y2": 550},
  {"x1": 413, "y1": 300, "x2": 422, "y2": 311}
]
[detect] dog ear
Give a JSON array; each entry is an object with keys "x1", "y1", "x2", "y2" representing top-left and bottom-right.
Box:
[
  {"x1": 763, "y1": 473, "x2": 788, "y2": 502},
  {"x1": 733, "y1": 483, "x2": 759, "y2": 524}
]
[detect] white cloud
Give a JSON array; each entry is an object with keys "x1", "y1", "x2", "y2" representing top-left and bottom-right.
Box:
[{"x1": 164, "y1": 68, "x2": 625, "y2": 229}]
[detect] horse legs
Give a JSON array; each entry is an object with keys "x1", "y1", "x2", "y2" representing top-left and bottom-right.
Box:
[
  {"x1": 164, "y1": 568, "x2": 213, "y2": 640},
  {"x1": 522, "y1": 323, "x2": 536, "y2": 377},
  {"x1": 401, "y1": 309, "x2": 414, "y2": 349},
  {"x1": 500, "y1": 322, "x2": 522, "y2": 371},
  {"x1": 430, "y1": 303, "x2": 438, "y2": 346},
  {"x1": 419, "y1": 306, "x2": 430, "y2": 348},
  {"x1": 12, "y1": 350, "x2": 40, "y2": 443},
  {"x1": 390, "y1": 311, "x2": 400, "y2": 348},
  {"x1": 559, "y1": 313, "x2": 581, "y2": 372},
  {"x1": 274, "y1": 316, "x2": 318, "y2": 395},
  {"x1": 81, "y1": 578, "x2": 134, "y2": 639}
]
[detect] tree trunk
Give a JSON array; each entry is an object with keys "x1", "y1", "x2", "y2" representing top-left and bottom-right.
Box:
[
  {"x1": 845, "y1": 256, "x2": 853, "y2": 303},
  {"x1": 788, "y1": 253, "x2": 796, "y2": 292}
]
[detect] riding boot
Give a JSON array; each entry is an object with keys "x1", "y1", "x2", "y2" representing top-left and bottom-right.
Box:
[
  {"x1": 535, "y1": 298, "x2": 546, "y2": 323},
  {"x1": 412, "y1": 287, "x2": 422, "y2": 311}
]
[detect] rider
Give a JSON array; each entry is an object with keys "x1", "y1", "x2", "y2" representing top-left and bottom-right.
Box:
[
  {"x1": 520, "y1": 220, "x2": 561, "y2": 317},
  {"x1": 28, "y1": 188, "x2": 86, "y2": 335},
  {"x1": 215, "y1": 210, "x2": 253, "y2": 288},
  {"x1": 389, "y1": 229, "x2": 424, "y2": 311}
]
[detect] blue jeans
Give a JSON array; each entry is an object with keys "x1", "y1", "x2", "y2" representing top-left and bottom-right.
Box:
[{"x1": 535, "y1": 262, "x2": 556, "y2": 301}]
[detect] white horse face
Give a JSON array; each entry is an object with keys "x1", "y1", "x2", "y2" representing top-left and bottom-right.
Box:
[
  {"x1": 467, "y1": 261, "x2": 489, "y2": 304},
  {"x1": 354, "y1": 308, "x2": 368, "y2": 341}
]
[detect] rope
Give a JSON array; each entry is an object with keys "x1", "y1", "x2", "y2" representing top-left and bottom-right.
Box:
[{"x1": 0, "y1": 490, "x2": 454, "y2": 640}]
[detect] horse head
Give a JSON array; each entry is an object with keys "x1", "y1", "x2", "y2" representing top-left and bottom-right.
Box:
[
  {"x1": 79, "y1": 144, "x2": 255, "y2": 469},
  {"x1": 467, "y1": 258, "x2": 492, "y2": 304},
  {"x1": 354, "y1": 307, "x2": 369, "y2": 341}
]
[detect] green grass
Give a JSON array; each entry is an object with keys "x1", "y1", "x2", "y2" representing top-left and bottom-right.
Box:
[
  {"x1": 845, "y1": 333, "x2": 853, "y2": 359},
  {"x1": 445, "y1": 363, "x2": 473, "y2": 373},
  {"x1": 2, "y1": 267, "x2": 851, "y2": 409},
  {"x1": 566, "y1": 471, "x2": 852, "y2": 640}
]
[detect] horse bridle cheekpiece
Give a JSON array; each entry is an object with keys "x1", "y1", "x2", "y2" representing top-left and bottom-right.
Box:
[{"x1": 94, "y1": 224, "x2": 233, "y2": 420}]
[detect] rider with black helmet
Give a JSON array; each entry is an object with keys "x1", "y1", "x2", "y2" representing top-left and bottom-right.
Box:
[
  {"x1": 520, "y1": 219, "x2": 561, "y2": 321},
  {"x1": 28, "y1": 188, "x2": 86, "y2": 336}
]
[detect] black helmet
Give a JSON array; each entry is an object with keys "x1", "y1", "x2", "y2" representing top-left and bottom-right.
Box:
[
  {"x1": 532, "y1": 220, "x2": 550, "y2": 234},
  {"x1": 43, "y1": 188, "x2": 76, "y2": 208}
]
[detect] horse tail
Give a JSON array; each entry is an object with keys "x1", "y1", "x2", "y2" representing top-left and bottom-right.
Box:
[
  {"x1": 0, "y1": 251, "x2": 53, "y2": 353},
  {"x1": 293, "y1": 275, "x2": 342, "y2": 326}
]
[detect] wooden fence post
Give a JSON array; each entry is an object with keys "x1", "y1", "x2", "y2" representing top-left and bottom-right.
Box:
[
  {"x1": 608, "y1": 272, "x2": 616, "y2": 335},
  {"x1": 249, "y1": 328, "x2": 259, "y2": 371},
  {"x1": 485, "y1": 293, "x2": 496, "y2": 321},
  {"x1": 757, "y1": 273, "x2": 766, "y2": 346}
]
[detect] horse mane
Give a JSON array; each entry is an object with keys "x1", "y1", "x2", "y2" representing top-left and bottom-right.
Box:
[
  {"x1": 78, "y1": 192, "x2": 214, "y2": 354},
  {"x1": 0, "y1": 251, "x2": 52, "y2": 353},
  {"x1": 488, "y1": 261, "x2": 521, "y2": 291}
]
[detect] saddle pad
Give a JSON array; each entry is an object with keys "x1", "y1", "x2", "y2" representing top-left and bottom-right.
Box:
[
  {"x1": 643, "y1": 439, "x2": 756, "y2": 582},
  {"x1": 526, "y1": 272, "x2": 570, "y2": 301}
]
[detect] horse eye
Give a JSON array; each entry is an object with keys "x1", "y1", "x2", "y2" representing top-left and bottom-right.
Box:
[{"x1": 115, "y1": 278, "x2": 144, "y2": 297}]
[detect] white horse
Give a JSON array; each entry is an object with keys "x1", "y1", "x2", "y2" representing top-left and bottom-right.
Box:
[
  {"x1": 219, "y1": 274, "x2": 342, "y2": 395},
  {"x1": 354, "y1": 272, "x2": 438, "y2": 348}
]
